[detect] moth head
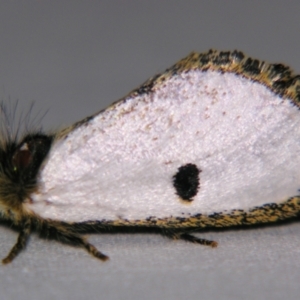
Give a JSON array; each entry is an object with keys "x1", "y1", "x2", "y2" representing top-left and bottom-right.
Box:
[{"x1": 0, "y1": 134, "x2": 53, "y2": 212}]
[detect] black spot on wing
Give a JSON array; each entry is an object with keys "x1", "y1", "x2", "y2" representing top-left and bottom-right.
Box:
[{"x1": 172, "y1": 163, "x2": 201, "y2": 202}]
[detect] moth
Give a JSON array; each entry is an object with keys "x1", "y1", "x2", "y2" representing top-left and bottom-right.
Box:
[{"x1": 1, "y1": 50, "x2": 300, "y2": 264}]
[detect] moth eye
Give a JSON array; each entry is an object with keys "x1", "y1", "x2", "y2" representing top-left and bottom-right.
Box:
[
  {"x1": 12, "y1": 143, "x2": 32, "y2": 171},
  {"x1": 11, "y1": 134, "x2": 52, "y2": 179},
  {"x1": 172, "y1": 163, "x2": 201, "y2": 202}
]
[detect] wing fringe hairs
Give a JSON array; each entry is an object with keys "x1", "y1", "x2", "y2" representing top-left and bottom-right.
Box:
[{"x1": 1, "y1": 50, "x2": 300, "y2": 264}]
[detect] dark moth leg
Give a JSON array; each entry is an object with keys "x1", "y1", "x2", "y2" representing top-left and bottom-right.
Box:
[
  {"x1": 39, "y1": 221, "x2": 109, "y2": 261},
  {"x1": 2, "y1": 219, "x2": 32, "y2": 264},
  {"x1": 164, "y1": 230, "x2": 218, "y2": 248}
]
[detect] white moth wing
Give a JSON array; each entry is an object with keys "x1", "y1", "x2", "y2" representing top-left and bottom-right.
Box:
[{"x1": 27, "y1": 55, "x2": 300, "y2": 223}]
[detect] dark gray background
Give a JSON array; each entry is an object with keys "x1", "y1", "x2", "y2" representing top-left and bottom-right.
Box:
[{"x1": 0, "y1": 1, "x2": 300, "y2": 299}]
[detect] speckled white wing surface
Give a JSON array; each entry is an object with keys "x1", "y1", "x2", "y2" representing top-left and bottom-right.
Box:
[{"x1": 28, "y1": 52, "x2": 300, "y2": 222}]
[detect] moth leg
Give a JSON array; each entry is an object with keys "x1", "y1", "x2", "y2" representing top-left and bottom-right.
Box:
[
  {"x1": 80, "y1": 237, "x2": 109, "y2": 261},
  {"x1": 40, "y1": 223, "x2": 109, "y2": 261},
  {"x1": 2, "y1": 219, "x2": 32, "y2": 264},
  {"x1": 164, "y1": 231, "x2": 218, "y2": 248},
  {"x1": 179, "y1": 233, "x2": 218, "y2": 247}
]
